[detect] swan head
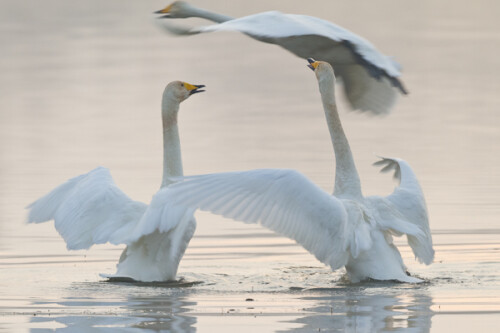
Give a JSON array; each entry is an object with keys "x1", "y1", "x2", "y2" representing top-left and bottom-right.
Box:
[
  {"x1": 155, "y1": 1, "x2": 196, "y2": 19},
  {"x1": 307, "y1": 58, "x2": 336, "y2": 95},
  {"x1": 164, "y1": 81, "x2": 205, "y2": 103},
  {"x1": 307, "y1": 58, "x2": 335, "y2": 81}
]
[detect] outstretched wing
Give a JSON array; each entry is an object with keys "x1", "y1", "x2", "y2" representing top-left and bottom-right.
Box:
[
  {"x1": 373, "y1": 157, "x2": 434, "y2": 264},
  {"x1": 159, "y1": 11, "x2": 406, "y2": 114},
  {"x1": 27, "y1": 167, "x2": 147, "y2": 250},
  {"x1": 334, "y1": 62, "x2": 398, "y2": 115},
  {"x1": 139, "y1": 169, "x2": 350, "y2": 270}
]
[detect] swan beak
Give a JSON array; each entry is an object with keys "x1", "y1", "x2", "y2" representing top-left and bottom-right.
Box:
[
  {"x1": 184, "y1": 83, "x2": 206, "y2": 95},
  {"x1": 154, "y1": 4, "x2": 173, "y2": 17},
  {"x1": 307, "y1": 58, "x2": 319, "y2": 71}
]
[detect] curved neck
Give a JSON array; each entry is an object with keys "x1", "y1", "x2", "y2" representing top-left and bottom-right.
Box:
[
  {"x1": 189, "y1": 7, "x2": 233, "y2": 23},
  {"x1": 161, "y1": 97, "x2": 183, "y2": 188},
  {"x1": 319, "y1": 77, "x2": 362, "y2": 199}
]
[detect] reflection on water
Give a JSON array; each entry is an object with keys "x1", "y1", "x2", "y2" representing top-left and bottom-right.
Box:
[
  {"x1": 1, "y1": 0, "x2": 500, "y2": 331},
  {"x1": 1, "y1": 227, "x2": 499, "y2": 331},
  {"x1": 289, "y1": 291, "x2": 433, "y2": 332},
  {"x1": 27, "y1": 283, "x2": 434, "y2": 332},
  {"x1": 30, "y1": 285, "x2": 197, "y2": 332},
  {"x1": 3, "y1": 229, "x2": 495, "y2": 332}
]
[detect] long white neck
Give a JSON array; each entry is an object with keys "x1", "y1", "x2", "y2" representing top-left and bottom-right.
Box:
[
  {"x1": 318, "y1": 77, "x2": 362, "y2": 199},
  {"x1": 161, "y1": 96, "x2": 183, "y2": 188},
  {"x1": 188, "y1": 6, "x2": 233, "y2": 23}
]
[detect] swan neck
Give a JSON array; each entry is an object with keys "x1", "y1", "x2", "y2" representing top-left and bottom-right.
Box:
[
  {"x1": 190, "y1": 7, "x2": 233, "y2": 23},
  {"x1": 320, "y1": 79, "x2": 362, "y2": 198},
  {"x1": 161, "y1": 97, "x2": 183, "y2": 188}
]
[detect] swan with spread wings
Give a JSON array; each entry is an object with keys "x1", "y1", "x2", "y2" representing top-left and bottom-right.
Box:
[
  {"x1": 134, "y1": 59, "x2": 433, "y2": 283},
  {"x1": 27, "y1": 81, "x2": 205, "y2": 282}
]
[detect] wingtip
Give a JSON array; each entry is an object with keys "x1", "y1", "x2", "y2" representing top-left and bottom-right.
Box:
[{"x1": 372, "y1": 154, "x2": 387, "y2": 167}]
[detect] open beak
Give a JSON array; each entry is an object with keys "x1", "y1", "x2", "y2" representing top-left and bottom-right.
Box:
[
  {"x1": 183, "y1": 83, "x2": 206, "y2": 95},
  {"x1": 154, "y1": 4, "x2": 173, "y2": 18},
  {"x1": 307, "y1": 58, "x2": 319, "y2": 71}
]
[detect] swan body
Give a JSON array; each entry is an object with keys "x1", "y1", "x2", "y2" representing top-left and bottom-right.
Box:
[
  {"x1": 26, "y1": 81, "x2": 205, "y2": 282},
  {"x1": 156, "y1": 2, "x2": 406, "y2": 115},
  {"x1": 138, "y1": 60, "x2": 433, "y2": 283}
]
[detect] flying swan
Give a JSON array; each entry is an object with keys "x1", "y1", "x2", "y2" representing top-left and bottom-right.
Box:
[
  {"x1": 155, "y1": 1, "x2": 407, "y2": 115},
  {"x1": 26, "y1": 81, "x2": 205, "y2": 282},
  {"x1": 139, "y1": 59, "x2": 433, "y2": 283}
]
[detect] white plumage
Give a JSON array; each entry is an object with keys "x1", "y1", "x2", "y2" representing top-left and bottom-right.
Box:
[
  {"x1": 27, "y1": 81, "x2": 205, "y2": 282},
  {"x1": 137, "y1": 60, "x2": 433, "y2": 283},
  {"x1": 156, "y1": 2, "x2": 407, "y2": 114}
]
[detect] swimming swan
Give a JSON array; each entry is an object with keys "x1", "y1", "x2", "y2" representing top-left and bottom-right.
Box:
[
  {"x1": 26, "y1": 81, "x2": 205, "y2": 282},
  {"x1": 137, "y1": 59, "x2": 433, "y2": 283},
  {"x1": 155, "y1": 1, "x2": 407, "y2": 115}
]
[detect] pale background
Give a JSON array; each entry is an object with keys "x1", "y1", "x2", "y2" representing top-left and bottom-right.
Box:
[{"x1": 1, "y1": 1, "x2": 499, "y2": 332}]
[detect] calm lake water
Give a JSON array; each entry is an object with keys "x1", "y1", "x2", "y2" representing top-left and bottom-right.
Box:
[{"x1": 1, "y1": 0, "x2": 500, "y2": 332}]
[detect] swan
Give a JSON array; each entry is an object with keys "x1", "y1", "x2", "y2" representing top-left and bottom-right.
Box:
[
  {"x1": 136, "y1": 59, "x2": 433, "y2": 283},
  {"x1": 26, "y1": 81, "x2": 205, "y2": 282},
  {"x1": 155, "y1": 1, "x2": 407, "y2": 115}
]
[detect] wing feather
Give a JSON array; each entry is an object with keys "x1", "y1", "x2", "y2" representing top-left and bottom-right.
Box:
[
  {"x1": 373, "y1": 157, "x2": 434, "y2": 264},
  {"x1": 160, "y1": 11, "x2": 406, "y2": 114},
  {"x1": 26, "y1": 167, "x2": 147, "y2": 250},
  {"x1": 161, "y1": 169, "x2": 350, "y2": 269}
]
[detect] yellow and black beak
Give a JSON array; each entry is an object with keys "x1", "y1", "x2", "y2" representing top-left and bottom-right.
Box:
[
  {"x1": 183, "y1": 82, "x2": 206, "y2": 95},
  {"x1": 307, "y1": 58, "x2": 319, "y2": 71},
  {"x1": 154, "y1": 4, "x2": 173, "y2": 18}
]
